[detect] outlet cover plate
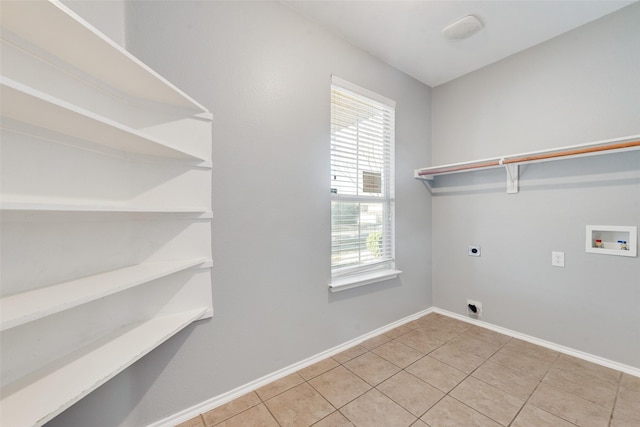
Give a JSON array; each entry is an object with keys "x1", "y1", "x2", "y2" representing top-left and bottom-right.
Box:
[
  {"x1": 467, "y1": 299, "x2": 482, "y2": 318},
  {"x1": 552, "y1": 251, "x2": 565, "y2": 267},
  {"x1": 469, "y1": 245, "x2": 481, "y2": 257}
]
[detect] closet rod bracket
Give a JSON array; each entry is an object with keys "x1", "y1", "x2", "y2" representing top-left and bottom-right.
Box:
[{"x1": 500, "y1": 159, "x2": 519, "y2": 194}]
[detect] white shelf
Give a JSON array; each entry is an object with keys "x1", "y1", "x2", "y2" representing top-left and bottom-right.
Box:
[
  {"x1": 0, "y1": 308, "x2": 208, "y2": 427},
  {"x1": 0, "y1": 200, "x2": 213, "y2": 218},
  {"x1": 0, "y1": 259, "x2": 211, "y2": 332},
  {"x1": 415, "y1": 134, "x2": 640, "y2": 194},
  {"x1": 0, "y1": 0, "x2": 207, "y2": 114},
  {"x1": 416, "y1": 135, "x2": 640, "y2": 178},
  {"x1": 0, "y1": 77, "x2": 211, "y2": 166}
]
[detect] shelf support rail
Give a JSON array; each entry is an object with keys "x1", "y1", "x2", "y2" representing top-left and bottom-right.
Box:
[{"x1": 415, "y1": 137, "x2": 640, "y2": 193}]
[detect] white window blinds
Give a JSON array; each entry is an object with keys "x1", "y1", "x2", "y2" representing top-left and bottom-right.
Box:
[{"x1": 330, "y1": 76, "x2": 395, "y2": 279}]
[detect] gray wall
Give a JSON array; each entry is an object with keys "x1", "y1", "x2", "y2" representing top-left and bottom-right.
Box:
[
  {"x1": 47, "y1": 2, "x2": 432, "y2": 426},
  {"x1": 431, "y1": 3, "x2": 640, "y2": 368}
]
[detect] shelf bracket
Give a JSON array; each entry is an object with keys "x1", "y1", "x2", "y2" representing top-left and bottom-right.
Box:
[
  {"x1": 414, "y1": 169, "x2": 434, "y2": 192},
  {"x1": 500, "y1": 160, "x2": 519, "y2": 194}
]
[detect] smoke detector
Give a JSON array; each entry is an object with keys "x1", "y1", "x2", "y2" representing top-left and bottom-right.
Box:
[{"x1": 442, "y1": 15, "x2": 484, "y2": 40}]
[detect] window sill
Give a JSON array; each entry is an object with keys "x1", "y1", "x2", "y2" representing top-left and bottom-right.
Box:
[{"x1": 329, "y1": 269, "x2": 402, "y2": 293}]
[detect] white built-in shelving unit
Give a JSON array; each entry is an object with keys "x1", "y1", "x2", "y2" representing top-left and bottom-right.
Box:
[{"x1": 0, "y1": 1, "x2": 213, "y2": 426}]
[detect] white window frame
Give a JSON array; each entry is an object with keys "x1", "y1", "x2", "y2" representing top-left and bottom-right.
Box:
[{"x1": 329, "y1": 76, "x2": 401, "y2": 292}]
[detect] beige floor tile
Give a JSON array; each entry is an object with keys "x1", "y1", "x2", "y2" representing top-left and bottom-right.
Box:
[
  {"x1": 332, "y1": 344, "x2": 369, "y2": 364},
  {"x1": 197, "y1": 313, "x2": 633, "y2": 427},
  {"x1": 406, "y1": 355, "x2": 467, "y2": 393},
  {"x1": 255, "y1": 373, "x2": 305, "y2": 401},
  {"x1": 395, "y1": 328, "x2": 446, "y2": 354},
  {"x1": 611, "y1": 413, "x2": 640, "y2": 427},
  {"x1": 543, "y1": 365, "x2": 618, "y2": 407},
  {"x1": 447, "y1": 334, "x2": 503, "y2": 359},
  {"x1": 372, "y1": 339, "x2": 424, "y2": 368},
  {"x1": 264, "y1": 382, "x2": 334, "y2": 426},
  {"x1": 202, "y1": 392, "x2": 261, "y2": 426},
  {"x1": 299, "y1": 357, "x2": 340, "y2": 380},
  {"x1": 385, "y1": 322, "x2": 417, "y2": 338},
  {"x1": 175, "y1": 415, "x2": 205, "y2": 427},
  {"x1": 551, "y1": 354, "x2": 620, "y2": 386},
  {"x1": 613, "y1": 374, "x2": 640, "y2": 422},
  {"x1": 344, "y1": 351, "x2": 400, "y2": 386},
  {"x1": 430, "y1": 316, "x2": 473, "y2": 334},
  {"x1": 450, "y1": 376, "x2": 524, "y2": 426},
  {"x1": 417, "y1": 321, "x2": 469, "y2": 343},
  {"x1": 463, "y1": 327, "x2": 511, "y2": 347},
  {"x1": 620, "y1": 373, "x2": 640, "y2": 393},
  {"x1": 421, "y1": 396, "x2": 502, "y2": 427},
  {"x1": 377, "y1": 371, "x2": 445, "y2": 417},
  {"x1": 417, "y1": 326, "x2": 464, "y2": 343},
  {"x1": 428, "y1": 314, "x2": 468, "y2": 327},
  {"x1": 429, "y1": 341, "x2": 486, "y2": 374},
  {"x1": 413, "y1": 312, "x2": 439, "y2": 327},
  {"x1": 472, "y1": 360, "x2": 540, "y2": 400},
  {"x1": 489, "y1": 347, "x2": 553, "y2": 379},
  {"x1": 215, "y1": 404, "x2": 278, "y2": 427},
  {"x1": 404, "y1": 317, "x2": 428, "y2": 329},
  {"x1": 312, "y1": 410, "x2": 354, "y2": 426},
  {"x1": 511, "y1": 404, "x2": 576, "y2": 427},
  {"x1": 502, "y1": 339, "x2": 559, "y2": 363},
  {"x1": 308, "y1": 365, "x2": 371, "y2": 408},
  {"x1": 360, "y1": 333, "x2": 393, "y2": 350},
  {"x1": 529, "y1": 383, "x2": 612, "y2": 427},
  {"x1": 613, "y1": 410, "x2": 640, "y2": 427},
  {"x1": 340, "y1": 388, "x2": 416, "y2": 426}
]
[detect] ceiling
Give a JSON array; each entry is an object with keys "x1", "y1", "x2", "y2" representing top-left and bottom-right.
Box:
[{"x1": 282, "y1": 0, "x2": 636, "y2": 87}]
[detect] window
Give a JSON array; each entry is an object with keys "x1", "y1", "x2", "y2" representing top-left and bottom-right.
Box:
[{"x1": 329, "y1": 76, "x2": 400, "y2": 291}]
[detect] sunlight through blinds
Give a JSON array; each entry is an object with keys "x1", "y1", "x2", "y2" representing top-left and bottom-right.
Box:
[{"x1": 330, "y1": 76, "x2": 396, "y2": 278}]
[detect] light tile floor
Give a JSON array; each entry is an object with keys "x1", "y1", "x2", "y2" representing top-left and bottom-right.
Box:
[{"x1": 177, "y1": 313, "x2": 640, "y2": 427}]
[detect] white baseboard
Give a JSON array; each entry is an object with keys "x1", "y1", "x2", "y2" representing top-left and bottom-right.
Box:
[
  {"x1": 433, "y1": 307, "x2": 640, "y2": 378},
  {"x1": 150, "y1": 306, "x2": 639, "y2": 427},
  {"x1": 149, "y1": 308, "x2": 435, "y2": 427}
]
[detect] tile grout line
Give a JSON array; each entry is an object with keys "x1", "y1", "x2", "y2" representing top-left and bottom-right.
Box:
[
  {"x1": 367, "y1": 319, "x2": 507, "y2": 425},
  {"x1": 504, "y1": 364, "x2": 549, "y2": 427},
  {"x1": 351, "y1": 322, "x2": 433, "y2": 424},
  {"x1": 510, "y1": 351, "x2": 596, "y2": 427},
  {"x1": 384, "y1": 326, "x2": 477, "y2": 422},
  {"x1": 209, "y1": 392, "x2": 265, "y2": 427},
  {"x1": 259, "y1": 392, "x2": 283, "y2": 427},
  {"x1": 441, "y1": 332, "x2": 515, "y2": 426},
  {"x1": 305, "y1": 318, "x2": 434, "y2": 425},
  {"x1": 418, "y1": 323, "x2": 573, "y2": 426},
  {"x1": 302, "y1": 362, "x2": 353, "y2": 426},
  {"x1": 500, "y1": 344, "x2": 563, "y2": 426},
  {"x1": 608, "y1": 371, "x2": 623, "y2": 427}
]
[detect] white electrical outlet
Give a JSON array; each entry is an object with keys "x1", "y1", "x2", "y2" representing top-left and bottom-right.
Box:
[
  {"x1": 552, "y1": 251, "x2": 565, "y2": 267},
  {"x1": 467, "y1": 299, "x2": 482, "y2": 318}
]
